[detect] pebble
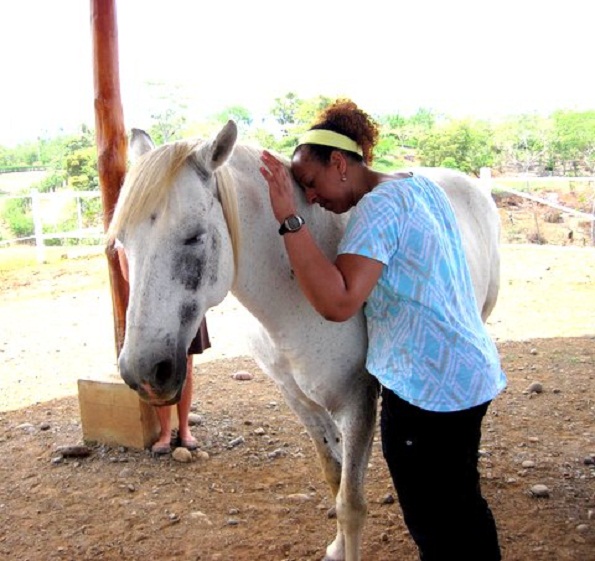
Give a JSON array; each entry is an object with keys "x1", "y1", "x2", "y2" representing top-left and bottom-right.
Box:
[
  {"x1": 530, "y1": 484, "x2": 550, "y2": 498},
  {"x1": 172, "y1": 447, "x2": 192, "y2": 463},
  {"x1": 522, "y1": 460, "x2": 536, "y2": 468},
  {"x1": 188, "y1": 414, "x2": 202, "y2": 426},
  {"x1": 381, "y1": 494, "x2": 395, "y2": 505},
  {"x1": 526, "y1": 382, "x2": 543, "y2": 394},
  {"x1": 228, "y1": 436, "x2": 245, "y2": 448},
  {"x1": 39, "y1": 422, "x2": 51, "y2": 431},
  {"x1": 267, "y1": 449, "x2": 285, "y2": 459},
  {"x1": 231, "y1": 370, "x2": 254, "y2": 381},
  {"x1": 576, "y1": 524, "x2": 589, "y2": 533},
  {"x1": 194, "y1": 450, "x2": 209, "y2": 461},
  {"x1": 189, "y1": 511, "x2": 212, "y2": 525},
  {"x1": 55, "y1": 445, "x2": 91, "y2": 458},
  {"x1": 285, "y1": 493, "x2": 312, "y2": 503}
]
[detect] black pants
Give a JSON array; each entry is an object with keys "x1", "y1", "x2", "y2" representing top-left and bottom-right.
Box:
[{"x1": 380, "y1": 388, "x2": 501, "y2": 561}]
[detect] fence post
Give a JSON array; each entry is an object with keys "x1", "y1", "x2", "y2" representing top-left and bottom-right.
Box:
[
  {"x1": 77, "y1": 195, "x2": 83, "y2": 233},
  {"x1": 31, "y1": 189, "x2": 45, "y2": 263}
]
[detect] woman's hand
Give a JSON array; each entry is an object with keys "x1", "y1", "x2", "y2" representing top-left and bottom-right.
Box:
[{"x1": 260, "y1": 150, "x2": 298, "y2": 223}]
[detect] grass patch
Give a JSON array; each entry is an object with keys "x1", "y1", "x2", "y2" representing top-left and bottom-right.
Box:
[{"x1": 0, "y1": 245, "x2": 104, "y2": 274}]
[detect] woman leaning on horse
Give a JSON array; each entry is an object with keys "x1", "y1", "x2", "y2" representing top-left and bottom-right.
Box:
[{"x1": 260, "y1": 99, "x2": 507, "y2": 561}]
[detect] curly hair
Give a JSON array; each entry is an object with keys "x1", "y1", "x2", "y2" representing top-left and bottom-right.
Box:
[{"x1": 300, "y1": 99, "x2": 380, "y2": 165}]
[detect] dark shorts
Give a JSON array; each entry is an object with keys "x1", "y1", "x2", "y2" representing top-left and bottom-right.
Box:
[{"x1": 187, "y1": 318, "x2": 211, "y2": 355}]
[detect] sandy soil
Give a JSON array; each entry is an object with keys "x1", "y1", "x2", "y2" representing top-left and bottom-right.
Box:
[{"x1": 0, "y1": 201, "x2": 594, "y2": 560}]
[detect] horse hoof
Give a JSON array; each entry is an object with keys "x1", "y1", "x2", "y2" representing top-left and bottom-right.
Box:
[{"x1": 322, "y1": 553, "x2": 344, "y2": 561}]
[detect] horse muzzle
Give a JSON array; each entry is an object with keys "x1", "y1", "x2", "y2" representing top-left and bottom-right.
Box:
[{"x1": 118, "y1": 354, "x2": 185, "y2": 406}]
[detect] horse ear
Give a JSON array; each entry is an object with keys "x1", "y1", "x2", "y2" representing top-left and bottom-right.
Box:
[
  {"x1": 203, "y1": 120, "x2": 238, "y2": 172},
  {"x1": 129, "y1": 128, "x2": 155, "y2": 163}
]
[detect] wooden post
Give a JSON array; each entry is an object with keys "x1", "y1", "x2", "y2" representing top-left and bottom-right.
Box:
[{"x1": 90, "y1": 0, "x2": 129, "y2": 355}]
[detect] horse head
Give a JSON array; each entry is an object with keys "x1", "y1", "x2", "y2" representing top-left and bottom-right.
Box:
[{"x1": 108, "y1": 121, "x2": 239, "y2": 405}]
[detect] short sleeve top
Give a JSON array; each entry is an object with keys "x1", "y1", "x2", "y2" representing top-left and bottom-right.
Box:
[{"x1": 338, "y1": 174, "x2": 506, "y2": 412}]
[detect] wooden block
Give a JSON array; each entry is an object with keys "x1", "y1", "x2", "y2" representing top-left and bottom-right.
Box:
[{"x1": 77, "y1": 373, "x2": 177, "y2": 450}]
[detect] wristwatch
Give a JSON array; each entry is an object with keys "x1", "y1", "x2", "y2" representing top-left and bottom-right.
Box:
[{"x1": 278, "y1": 214, "x2": 305, "y2": 235}]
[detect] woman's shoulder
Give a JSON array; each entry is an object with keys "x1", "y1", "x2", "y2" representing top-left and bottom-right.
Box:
[{"x1": 367, "y1": 177, "x2": 420, "y2": 210}]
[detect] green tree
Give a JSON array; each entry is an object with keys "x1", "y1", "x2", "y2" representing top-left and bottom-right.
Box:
[
  {"x1": 550, "y1": 110, "x2": 595, "y2": 175},
  {"x1": 492, "y1": 114, "x2": 551, "y2": 174},
  {"x1": 417, "y1": 119, "x2": 494, "y2": 175},
  {"x1": 270, "y1": 92, "x2": 302, "y2": 128},
  {"x1": 147, "y1": 82, "x2": 188, "y2": 144},
  {"x1": 1, "y1": 196, "x2": 33, "y2": 238},
  {"x1": 31, "y1": 171, "x2": 67, "y2": 193},
  {"x1": 65, "y1": 146, "x2": 98, "y2": 191}
]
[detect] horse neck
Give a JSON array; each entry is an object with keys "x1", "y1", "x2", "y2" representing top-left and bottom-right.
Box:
[{"x1": 226, "y1": 150, "x2": 347, "y2": 329}]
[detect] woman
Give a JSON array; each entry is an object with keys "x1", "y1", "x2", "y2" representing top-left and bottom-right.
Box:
[{"x1": 260, "y1": 99, "x2": 506, "y2": 561}]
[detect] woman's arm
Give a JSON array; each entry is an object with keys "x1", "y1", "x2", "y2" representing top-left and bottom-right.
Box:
[{"x1": 260, "y1": 151, "x2": 382, "y2": 322}]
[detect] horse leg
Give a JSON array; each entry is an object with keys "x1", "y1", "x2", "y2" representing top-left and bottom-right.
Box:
[
  {"x1": 282, "y1": 372, "x2": 378, "y2": 561},
  {"x1": 330, "y1": 373, "x2": 379, "y2": 561},
  {"x1": 272, "y1": 379, "x2": 350, "y2": 559}
]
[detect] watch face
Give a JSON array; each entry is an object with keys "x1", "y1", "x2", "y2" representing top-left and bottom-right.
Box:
[{"x1": 286, "y1": 216, "x2": 302, "y2": 230}]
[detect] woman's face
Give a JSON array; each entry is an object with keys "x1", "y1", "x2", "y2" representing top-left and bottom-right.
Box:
[{"x1": 290, "y1": 148, "x2": 352, "y2": 214}]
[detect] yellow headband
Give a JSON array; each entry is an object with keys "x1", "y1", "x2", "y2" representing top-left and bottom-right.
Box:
[{"x1": 298, "y1": 129, "x2": 363, "y2": 157}]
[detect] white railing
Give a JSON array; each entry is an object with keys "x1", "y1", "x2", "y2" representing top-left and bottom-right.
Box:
[
  {"x1": 2, "y1": 174, "x2": 594, "y2": 261},
  {"x1": 480, "y1": 168, "x2": 595, "y2": 245},
  {"x1": 0, "y1": 189, "x2": 105, "y2": 262}
]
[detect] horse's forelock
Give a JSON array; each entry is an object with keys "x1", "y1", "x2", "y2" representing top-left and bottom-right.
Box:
[
  {"x1": 106, "y1": 140, "x2": 202, "y2": 244},
  {"x1": 105, "y1": 138, "x2": 247, "y2": 277}
]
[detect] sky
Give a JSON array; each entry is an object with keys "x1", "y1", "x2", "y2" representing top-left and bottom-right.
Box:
[{"x1": 0, "y1": 0, "x2": 593, "y2": 146}]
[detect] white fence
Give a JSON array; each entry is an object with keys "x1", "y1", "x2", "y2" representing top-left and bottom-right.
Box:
[
  {"x1": 1, "y1": 174, "x2": 594, "y2": 263},
  {"x1": 480, "y1": 169, "x2": 595, "y2": 245},
  {"x1": 0, "y1": 189, "x2": 105, "y2": 263}
]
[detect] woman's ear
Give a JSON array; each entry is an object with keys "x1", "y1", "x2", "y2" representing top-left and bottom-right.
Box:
[{"x1": 330, "y1": 150, "x2": 348, "y2": 176}]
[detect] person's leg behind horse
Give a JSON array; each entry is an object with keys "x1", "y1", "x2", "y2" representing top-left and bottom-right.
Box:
[
  {"x1": 152, "y1": 405, "x2": 174, "y2": 454},
  {"x1": 176, "y1": 318, "x2": 211, "y2": 450},
  {"x1": 176, "y1": 355, "x2": 198, "y2": 450}
]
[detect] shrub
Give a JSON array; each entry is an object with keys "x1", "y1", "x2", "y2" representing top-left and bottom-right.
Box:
[{"x1": 1, "y1": 197, "x2": 33, "y2": 238}]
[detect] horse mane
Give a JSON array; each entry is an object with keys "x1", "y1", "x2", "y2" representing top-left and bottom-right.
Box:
[{"x1": 106, "y1": 139, "x2": 241, "y2": 273}]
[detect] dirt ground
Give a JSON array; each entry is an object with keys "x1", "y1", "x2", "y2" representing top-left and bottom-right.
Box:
[{"x1": 0, "y1": 194, "x2": 594, "y2": 561}]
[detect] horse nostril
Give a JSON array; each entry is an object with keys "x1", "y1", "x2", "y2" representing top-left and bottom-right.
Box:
[{"x1": 154, "y1": 360, "x2": 173, "y2": 389}]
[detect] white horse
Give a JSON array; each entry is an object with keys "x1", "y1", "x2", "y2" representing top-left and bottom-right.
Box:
[{"x1": 107, "y1": 121, "x2": 501, "y2": 561}]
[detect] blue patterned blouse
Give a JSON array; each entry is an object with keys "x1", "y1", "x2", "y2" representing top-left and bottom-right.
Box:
[{"x1": 338, "y1": 174, "x2": 507, "y2": 412}]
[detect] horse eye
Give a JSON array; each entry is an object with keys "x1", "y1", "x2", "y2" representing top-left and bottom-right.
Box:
[{"x1": 183, "y1": 234, "x2": 202, "y2": 246}]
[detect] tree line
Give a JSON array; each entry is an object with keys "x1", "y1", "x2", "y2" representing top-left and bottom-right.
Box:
[{"x1": 1, "y1": 92, "x2": 594, "y2": 243}]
